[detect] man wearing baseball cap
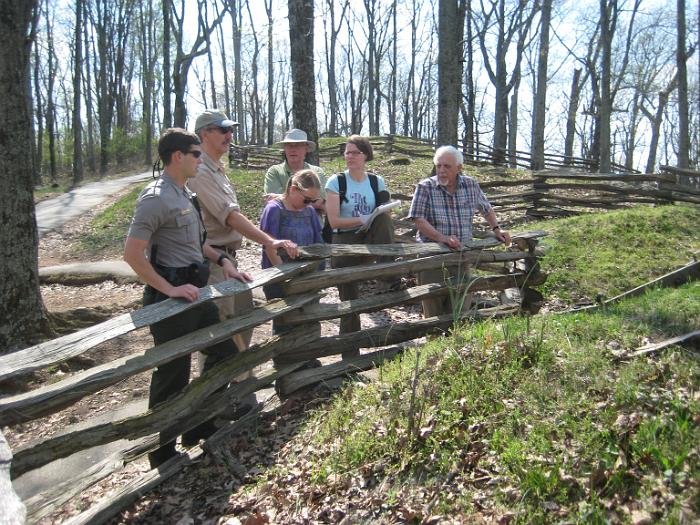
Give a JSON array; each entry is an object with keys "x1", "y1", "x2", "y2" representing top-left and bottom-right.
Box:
[
  {"x1": 187, "y1": 110, "x2": 298, "y2": 405},
  {"x1": 264, "y1": 128, "x2": 326, "y2": 212}
]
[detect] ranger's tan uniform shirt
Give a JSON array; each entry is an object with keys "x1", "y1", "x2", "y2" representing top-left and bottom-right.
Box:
[
  {"x1": 127, "y1": 172, "x2": 204, "y2": 267},
  {"x1": 187, "y1": 151, "x2": 243, "y2": 249}
]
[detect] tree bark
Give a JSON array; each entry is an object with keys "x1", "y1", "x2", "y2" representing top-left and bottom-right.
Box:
[
  {"x1": 288, "y1": 0, "x2": 319, "y2": 163},
  {"x1": 437, "y1": 0, "x2": 466, "y2": 146},
  {"x1": 0, "y1": 0, "x2": 50, "y2": 352},
  {"x1": 531, "y1": 0, "x2": 552, "y2": 171},
  {"x1": 162, "y1": 0, "x2": 172, "y2": 128},
  {"x1": 676, "y1": 0, "x2": 690, "y2": 168},
  {"x1": 598, "y1": 0, "x2": 614, "y2": 173},
  {"x1": 72, "y1": 0, "x2": 84, "y2": 186}
]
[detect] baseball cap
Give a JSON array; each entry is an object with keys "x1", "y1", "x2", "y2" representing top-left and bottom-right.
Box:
[{"x1": 194, "y1": 109, "x2": 239, "y2": 132}]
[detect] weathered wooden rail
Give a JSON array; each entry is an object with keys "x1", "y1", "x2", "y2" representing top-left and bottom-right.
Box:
[
  {"x1": 230, "y1": 135, "x2": 698, "y2": 221},
  {"x1": 1, "y1": 232, "x2": 545, "y2": 523}
]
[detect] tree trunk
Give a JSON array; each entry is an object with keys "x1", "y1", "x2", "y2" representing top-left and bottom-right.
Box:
[
  {"x1": 72, "y1": 0, "x2": 84, "y2": 186},
  {"x1": 162, "y1": 0, "x2": 172, "y2": 128},
  {"x1": 463, "y1": 0, "x2": 475, "y2": 156},
  {"x1": 389, "y1": 0, "x2": 397, "y2": 136},
  {"x1": 27, "y1": 3, "x2": 41, "y2": 186},
  {"x1": 563, "y1": 69, "x2": 582, "y2": 165},
  {"x1": 215, "y1": 0, "x2": 231, "y2": 119},
  {"x1": 0, "y1": 0, "x2": 51, "y2": 351},
  {"x1": 34, "y1": 2, "x2": 44, "y2": 184},
  {"x1": 245, "y1": 1, "x2": 261, "y2": 143},
  {"x1": 531, "y1": 0, "x2": 551, "y2": 171},
  {"x1": 362, "y1": 0, "x2": 380, "y2": 135},
  {"x1": 623, "y1": 92, "x2": 640, "y2": 171},
  {"x1": 232, "y1": 1, "x2": 245, "y2": 143},
  {"x1": 82, "y1": 2, "x2": 96, "y2": 174},
  {"x1": 288, "y1": 0, "x2": 319, "y2": 164},
  {"x1": 598, "y1": 0, "x2": 614, "y2": 173},
  {"x1": 676, "y1": 0, "x2": 689, "y2": 168},
  {"x1": 437, "y1": 0, "x2": 466, "y2": 146},
  {"x1": 508, "y1": 76, "x2": 520, "y2": 168},
  {"x1": 44, "y1": 7, "x2": 58, "y2": 183},
  {"x1": 266, "y1": 0, "x2": 274, "y2": 145}
]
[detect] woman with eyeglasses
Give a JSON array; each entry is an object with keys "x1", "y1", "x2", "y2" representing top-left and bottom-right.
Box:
[
  {"x1": 259, "y1": 169, "x2": 324, "y2": 349},
  {"x1": 324, "y1": 135, "x2": 396, "y2": 358}
]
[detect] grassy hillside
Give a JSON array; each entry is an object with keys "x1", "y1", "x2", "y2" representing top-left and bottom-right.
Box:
[
  {"x1": 274, "y1": 282, "x2": 698, "y2": 523},
  {"x1": 529, "y1": 204, "x2": 700, "y2": 303},
  {"x1": 238, "y1": 205, "x2": 699, "y2": 522}
]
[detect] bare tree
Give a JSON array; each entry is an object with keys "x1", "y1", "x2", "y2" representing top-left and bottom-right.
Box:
[
  {"x1": 322, "y1": 0, "x2": 349, "y2": 136},
  {"x1": 230, "y1": 0, "x2": 245, "y2": 143},
  {"x1": 437, "y1": 0, "x2": 467, "y2": 146},
  {"x1": 168, "y1": 0, "x2": 226, "y2": 127},
  {"x1": 162, "y1": 0, "x2": 172, "y2": 128},
  {"x1": 72, "y1": 0, "x2": 84, "y2": 185},
  {"x1": 0, "y1": 0, "x2": 51, "y2": 351},
  {"x1": 473, "y1": 0, "x2": 539, "y2": 164},
  {"x1": 44, "y1": 2, "x2": 58, "y2": 183},
  {"x1": 288, "y1": 0, "x2": 319, "y2": 163},
  {"x1": 531, "y1": 0, "x2": 552, "y2": 171},
  {"x1": 265, "y1": 0, "x2": 275, "y2": 144},
  {"x1": 245, "y1": 0, "x2": 262, "y2": 143},
  {"x1": 598, "y1": 0, "x2": 613, "y2": 173},
  {"x1": 676, "y1": 0, "x2": 690, "y2": 168},
  {"x1": 136, "y1": 0, "x2": 160, "y2": 165},
  {"x1": 214, "y1": 0, "x2": 231, "y2": 118},
  {"x1": 462, "y1": 0, "x2": 476, "y2": 154}
]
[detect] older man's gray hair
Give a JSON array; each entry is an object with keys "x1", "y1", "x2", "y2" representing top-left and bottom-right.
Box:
[{"x1": 433, "y1": 145, "x2": 464, "y2": 165}]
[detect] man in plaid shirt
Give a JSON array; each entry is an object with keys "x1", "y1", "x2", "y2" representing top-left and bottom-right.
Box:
[{"x1": 408, "y1": 145, "x2": 510, "y2": 317}]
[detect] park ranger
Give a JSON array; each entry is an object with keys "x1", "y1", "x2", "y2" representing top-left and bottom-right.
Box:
[{"x1": 124, "y1": 128, "x2": 252, "y2": 468}]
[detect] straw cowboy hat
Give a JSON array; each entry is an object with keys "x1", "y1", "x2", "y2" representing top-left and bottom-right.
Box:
[{"x1": 275, "y1": 128, "x2": 316, "y2": 151}]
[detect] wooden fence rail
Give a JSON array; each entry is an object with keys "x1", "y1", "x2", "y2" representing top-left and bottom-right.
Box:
[{"x1": 1, "y1": 233, "x2": 546, "y2": 523}]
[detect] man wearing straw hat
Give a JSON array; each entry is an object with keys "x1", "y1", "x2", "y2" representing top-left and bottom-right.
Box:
[{"x1": 264, "y1": 128, "x2": 327, "y2": 214}]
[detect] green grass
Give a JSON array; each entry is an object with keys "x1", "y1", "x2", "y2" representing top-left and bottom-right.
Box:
[
  {"x1": 80, "y1": 185, "x2": 146, "y2": 254},
  {"x1": 301, "y1": 282, "x2": 699, "y2": 521},
  {"x1": 528, "y1": 204, "x2": 700, "y2": 303}
]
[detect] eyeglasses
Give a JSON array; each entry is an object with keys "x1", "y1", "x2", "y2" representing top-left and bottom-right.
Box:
[
  {"x1": 292, "y1": 184, "x2": 319, "y2": 204},
  {"x1": 344, "y1": 149, "x2": 363, "y2": 156},
  {"x1": 208, "y1": 126, "x2": 234, "y2": 134},
  {"x1": 185, "y1": 150, "x2": 202, "y2": 158}
]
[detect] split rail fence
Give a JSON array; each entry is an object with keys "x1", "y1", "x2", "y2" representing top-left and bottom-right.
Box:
[
  {"x1": 0, "y1": 233, "x2": 546, "y2": 524},
  {"x1": 231, "y1": 135, "x2": 700, "y2": 220}
]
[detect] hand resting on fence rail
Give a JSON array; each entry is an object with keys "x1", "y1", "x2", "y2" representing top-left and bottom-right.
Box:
[{"x1": 0, "y1": 261, "x2": 317, "y2": 382}]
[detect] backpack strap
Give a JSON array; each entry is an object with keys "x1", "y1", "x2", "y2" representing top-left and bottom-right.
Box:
[
  {"x1": 337, "y1": 172, "x2": 348, "y2": 203},
  {"x1": 338, "y1": 172, "x2": 379, "y2": 205},
  {"x1": 368, "y1": 173, "x2": 379, "y2": 203}
]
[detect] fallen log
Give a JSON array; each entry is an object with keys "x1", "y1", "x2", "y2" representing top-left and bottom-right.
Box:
[
  {"x1": 569, "y1": 260, "x2": 700, "y2": 313},
  {"x1": 624, "y1": 330, "x2": 699, "y2": 360}
]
